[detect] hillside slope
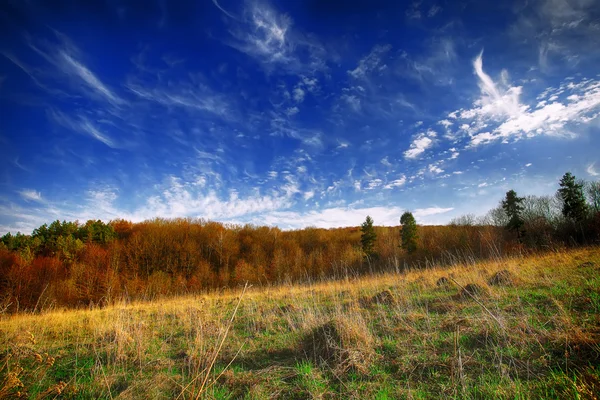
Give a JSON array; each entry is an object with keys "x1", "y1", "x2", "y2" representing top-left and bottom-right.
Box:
[{"x1": 1, "y1": 247, "x2": 600, "y2": 399}]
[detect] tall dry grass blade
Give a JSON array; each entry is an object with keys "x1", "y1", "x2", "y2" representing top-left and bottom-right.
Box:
[
  {"x1": 449, "y1": 277, "x2": 505, "y2": 331},
  {"x1": 202, "y1": 340, "x2": 246, "y2": 393},
  {"x1": 176, "y1": 282, "x2": 249, "y2": 400},
  {"x1": 92, "y1": 344, "x2": 114, "y2": 400},
  {"x1": 196, "y1": 282, "x2": 248, "y2": 398}
]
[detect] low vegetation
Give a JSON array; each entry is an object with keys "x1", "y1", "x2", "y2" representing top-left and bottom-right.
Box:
[{"x1": 2, "y1": 247, "x2": 599, "y2": 398}]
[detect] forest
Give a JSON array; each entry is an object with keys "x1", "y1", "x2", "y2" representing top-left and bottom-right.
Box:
[{"x1": 1, "y1": 172, "x2": 599, "y2": 313}]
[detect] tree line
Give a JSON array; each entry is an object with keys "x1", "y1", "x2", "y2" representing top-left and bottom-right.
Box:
[{"x1": 1, "y1": 172, "x2": 599, "y2": 312}]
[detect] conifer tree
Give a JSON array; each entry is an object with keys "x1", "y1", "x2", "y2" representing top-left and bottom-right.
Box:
[
  {"x1": 360, "y1": 215, "x2": 377, "y2": 259},
  {"x1": 501, "y1": 190, "x2": 525, "y2": 237},
  {"x1": 400, "y1": 211, "x2": 418, "y2": 254},
  {"x1": 558, "y1": 172, "x2": 588, "y2": 222}
]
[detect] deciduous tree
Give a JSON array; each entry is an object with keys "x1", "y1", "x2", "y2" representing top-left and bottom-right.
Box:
[{"x1": 586, "y1": 181, "x2": 600, "y2": 214}]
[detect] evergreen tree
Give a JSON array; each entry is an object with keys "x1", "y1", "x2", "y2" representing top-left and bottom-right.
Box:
[
  {"x1": 400, "y1": 211, "x2": 418, "y2": 254},
  {"x1": 360, "y1": 215, "x2": 377, "y2": 258},
  {"x1": 558, "y1": 172, "x2": 588, "y2": 222},
  {"x1": 501, "y1": 190, "x2": 525, "y2": 237}
]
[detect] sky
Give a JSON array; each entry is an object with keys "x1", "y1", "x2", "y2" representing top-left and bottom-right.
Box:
[{"x1": 1, "y1": 0, "x2": 600, "y2": 234}]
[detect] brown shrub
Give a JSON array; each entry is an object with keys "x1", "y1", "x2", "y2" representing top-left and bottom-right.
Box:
[
  {"x1": 301, "y1": 317, "x2": 378, "y2": 375},
  {"x1": 359, "y1": 289, "x2": 397, "y2": 308},
  {"x1": 277, "y1": 304, "x2": 298, "y2": 314},
  {"x1": 440, "y1": 316, "x2": 471, "y2": 332},
  {"x1": 371, "y1": 289, "x2": 396, "y2": 305},
  {"x1": 436, "y1": 277, "x2": 450, "y2": 287},
  {"x1": 427, "y1": 300, "x2": 453, "y2": 314},
  {"x1": 488, "y1": 270, "x2": 514, "y2": 286},
  {"x1": 357, "y1": 296, "x2": 371, "y2": 308},
  {"x1": 459, "y1": 283, "x2": 486, "y2": 298},
  {"x1": 577, "y1": 261, "x2": 596, "y2": 269}
]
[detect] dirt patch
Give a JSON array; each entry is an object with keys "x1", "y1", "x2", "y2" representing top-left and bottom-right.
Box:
[
  {"x1": 301, "y1": 317, "x2": 378, "y2": 375},
  {"x1": 488, "y1": 270, "x2": 514, "y2": 286}
]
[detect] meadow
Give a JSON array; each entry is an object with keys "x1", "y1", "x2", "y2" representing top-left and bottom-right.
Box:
[{"x1": 1, "y1": 247, "x2": 599, "y2": 399}]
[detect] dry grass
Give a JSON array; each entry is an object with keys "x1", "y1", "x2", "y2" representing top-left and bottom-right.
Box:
[{"x1": 1, "y1": 247, "x2": 599, "y2": 398}]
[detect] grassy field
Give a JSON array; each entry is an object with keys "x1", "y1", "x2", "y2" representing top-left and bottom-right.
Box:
[{"x1": 1, "y1": 248, "x2": 600, "y2": 399}]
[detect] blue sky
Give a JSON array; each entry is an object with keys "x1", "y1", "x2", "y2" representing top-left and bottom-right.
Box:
[{"x1": 1, "y1": 0, "x2": 600, "y2": 233}]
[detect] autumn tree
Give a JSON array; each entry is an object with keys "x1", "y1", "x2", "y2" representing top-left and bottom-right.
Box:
[
  {"x1": 400, "y1": 211, "x2": 417, "y2": 254},
  {"x1": 558, "y1": 172, "x2": 588, "y2": 222},
  {"x1": 502, "y1": 190, "x2": 525, "y2": 238},
  {"x1": 360, "y1": 216, "x2": 377, "y2": 259}
]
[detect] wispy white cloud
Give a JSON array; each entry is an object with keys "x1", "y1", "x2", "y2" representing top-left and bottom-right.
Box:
[
  {"x1": 293, "y1": 87, "x2": 305, "y2": 102},
  {"x1": 383, "y1": 176, "x2": 406, "y2": 189},
  {"x1": 398, "y1": 39, "x2": 456, "y2": 86},
  {"x1": 49, "y1": 110, "x2": 117, "y2": 148},
  {"x1": 404, "y1": 130, "x2": 436, "y2": 159},
  {"x1": 428, "y1": 5, "x2": 442, "y2": 17},
  {"x1": 0, "y1": 173, "x2": 455, "y2": 233},
  {"x1": 348, "y1": 44, "x2": 391, "y2": 79},
  {"x1": 413, "y1": 207, "x2": 453, "y2": 218},
  {"x1": 195, "y1": 149, "x2": 224, "y2": 163},
  {"x1": 336, "y1": 141, "x2": 350, "y2": 150},
  {"x1": 366, "y1": 179, "x2": 383, "y2": 190},
  {"x1": 58, "y1": 51, "x2": 123, "y2": 105},
  {"x1": 285, "y1": 106, "x2": 299, "y2": 116},
  {"x1": 244, "y1": 205, "x2": 453, "y2": 229},
  {"x1": 212, "y1": 0, "x2": 238, "y2": 19},
  {"x1": 341, "y1": 94, "x2": 361, "y2": 112},
  {"x1": 1, "y1": 181, "x2": 295, "y2": 235},
  {"x1": 510, "y1": 0, "x2": 600, "y2": 71},
  {"x1": 448, "y1": 53, "x2": 600, "y2": 147},
  {"x1": 269, "y1": 114, "x2": 323, "y2": 146},
  {"x1": 588, "y1": 162, "x2": 599, "y2": 177},
  {"x1": 1, "y1": 51, "x2": 72, "y2": 97},
  {"x1": 18, "y1": 189, "x2": 43, "y2": 202},
  {"x1": 222, "y1": 1, "x2": 326, "y2": 74},
  {"x1": 380, "y1": 157, "x2": 393, "y2": 167},
  {"x1": 126, "y1": 79, "x2": 230, "y2": 118},
  {"x1": 26, "y1": 30, "x2": 123, "y2": 105},
  {"x1": 405, "y1": 1, "x2": 421, "y2": 19},
  {"x1": 428, "y1": 164, "x2": 444, "y2": 174}
]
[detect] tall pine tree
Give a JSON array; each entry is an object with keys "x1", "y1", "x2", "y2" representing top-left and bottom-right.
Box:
[
  {"x1": 360, "y1": 215, "x2": 377, "y2": 259},
  {"x1": 558, "y1": 172, "x2": 588, "y2": 222},
  {"x1": 400, "y1": 211, "x2": 418, "y2": 254},
  {"x1": 501, "y1": 190, "x2": 525, "y2": 238}
]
